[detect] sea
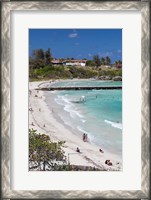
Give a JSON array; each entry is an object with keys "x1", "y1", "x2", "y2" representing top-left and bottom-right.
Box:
[{"x1": 44, "y1": 80, "x2": 122, "y2": 159}]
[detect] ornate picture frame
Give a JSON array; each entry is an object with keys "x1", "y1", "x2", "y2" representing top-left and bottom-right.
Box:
[{"x1": 1, "y1": 1, "x2": 150, "y2": 199}]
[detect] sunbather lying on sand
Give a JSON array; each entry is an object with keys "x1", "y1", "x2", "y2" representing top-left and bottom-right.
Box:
[
  {"x1": 99, "y1": 148, "x2": 104, "y2": 153},
  {"x1": 76, "y1": 147, "x2": 80, "y2": 153},
  {"x1": 105, "y1": 159, "x2": 112, "y2": 166}
]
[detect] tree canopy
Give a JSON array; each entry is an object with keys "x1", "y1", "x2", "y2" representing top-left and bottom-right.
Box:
[
  {"x1": 45, "y1": 48, "x2": 52, "y2": 66},
  {"x1": 29, "y1": 48, "x2": 52, "y2": 70},
  {"x1": 105, "y1": 56, "x2": 111, "y2": 65},
  {"x1": 29, "y1": 129, "x2": 66, "y2": 171},
  {"x1": 93, "y1": 55, "x2": 111, "y2": 66},
  {"x1": 93, "y1": 55, "x2": 101, "y2": 67}
]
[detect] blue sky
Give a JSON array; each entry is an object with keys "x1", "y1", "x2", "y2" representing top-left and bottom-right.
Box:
[{"x1": 29, "y1": 29, "x2": 122, "y2": 64}]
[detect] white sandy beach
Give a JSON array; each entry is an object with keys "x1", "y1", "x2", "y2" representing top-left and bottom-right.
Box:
[{"x1": 29, "y1": 81, "x2": 122, "y2": 171}]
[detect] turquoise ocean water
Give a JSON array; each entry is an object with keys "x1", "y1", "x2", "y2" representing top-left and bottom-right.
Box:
[{"x1": 45, "y1": 80, "x2": 122, "y2": 159}]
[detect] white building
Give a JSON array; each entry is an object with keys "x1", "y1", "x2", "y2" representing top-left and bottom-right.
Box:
[
  {"x1": 65, "y1": 60, "x2": 87, "y2": 67},
  {"x1": 51, "y1": 59, "x2": 87, "y2": 67}
]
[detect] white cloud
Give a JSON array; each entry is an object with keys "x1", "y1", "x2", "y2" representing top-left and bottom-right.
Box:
[{"x1": 68, "y1": 33, "x2": 78, "y2": 38}]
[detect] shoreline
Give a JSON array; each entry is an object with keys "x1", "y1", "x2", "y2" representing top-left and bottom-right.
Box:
[{"x1": 29, "y1": 80, "x2": 122, "y2": 171}]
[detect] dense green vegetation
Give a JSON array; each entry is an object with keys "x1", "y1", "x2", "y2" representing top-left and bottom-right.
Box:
[
  {"x1": 29, "y1": 65, "x2": 99, "y2": 80},
  {"x1": 92, "y1": 55, "x2": 111, "y2": 66},
  {"x1": 98, "y1": 68, "x2": 122, "y2": 77},
  {"x1": 29, "y1": 49, "x2": 122, "y2": 81},
  {"x1": 29, "y1": 65, "x2": 122, "y2": 81},
  {"x1": 29, "y1": 48, "x2": 52, "y2": 70},
  {"x1": 29, "y1": 129, "x2": 66, "y2": 171}
]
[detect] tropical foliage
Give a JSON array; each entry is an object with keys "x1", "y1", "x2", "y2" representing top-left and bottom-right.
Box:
[
  {"x1": 29, "y1": 65, "x2": 98, "y2": 80},
  {"x1": 29, "y1": 129, "x2": 66, "y2": 171},
  {"x1": 29, "y1": 129, "x2": 102, "y2": 171},
  {"x1": 93, "y1": 55, "x2": 101, "y2": 67},
  {"x1": 29, "y1": 48, "x2": 52, "y2": 70},
  {"x1": 29, "y1": 48, "x2": 122, "y2": 81},
  {"x1": 98, "y1": 69, "x2": 122, "y2": 77}
]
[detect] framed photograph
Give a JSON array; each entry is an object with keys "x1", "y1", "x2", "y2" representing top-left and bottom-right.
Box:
[{"x1": 1, "y1": 0, "x2": 150, "y2": 199}]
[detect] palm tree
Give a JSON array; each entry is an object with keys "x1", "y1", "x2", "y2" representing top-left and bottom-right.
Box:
[
  {"x1": 101, "y1": 57, "x2": 105, "y2": 65},
  {"x1": 93, "y1": 55, "x2": 101, "y2": 67},
  {"x1": 105, "y1": 56, "x2": 111, "y2": 65},
  {"x1": 115, "y1": 61, "x2": 118, "y2": 67}
]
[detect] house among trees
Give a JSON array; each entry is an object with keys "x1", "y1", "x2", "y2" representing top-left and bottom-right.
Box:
[
  {"x1": 115, "y1": 63, "x2": 122, "y2": 69},
  {"x1": 65, "y1": 59, "x2": 87, "y2": 67},
  {"x1": 51, "y1": 59, "x2": 65, "y2": 65},
  {"x1": 51, "y1": 59, "x2": 87, "y2": 67}
]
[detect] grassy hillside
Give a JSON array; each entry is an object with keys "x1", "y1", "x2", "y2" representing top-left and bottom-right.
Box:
[{"x1": 29, "y1": 65, "x2": 122, "y2": 81}]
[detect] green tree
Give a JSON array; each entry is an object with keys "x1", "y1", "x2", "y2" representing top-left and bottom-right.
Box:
[
  {"x1": 33, "y1": 49, "x2": 45, "y2": 60},
  {"x1": 30, "y1": 49, "x2": 45, "y2": 69},
  {"x1": 45, "y1": 48, "x2": 52, "y2": 66},
  {"x1": 93, "y1": 55, "x2": 101, "y2": 67},
  {"x1": 29, "y1": 56, "x2": 35, "y2": 70},
  {"x1": 29, "y1": 129, "x2": 66, "y2": 171},
  {"x1": 86, "y1": 60, "x2": 96, "y2": 67},
  {"x1": 105, "y1": 56, "x2": 111, "y2": 65},
  {"x1": 101, "y1": 57, "x2": 105, "y2": 65}
]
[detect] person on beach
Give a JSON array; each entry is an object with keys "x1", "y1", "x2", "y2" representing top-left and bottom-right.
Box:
[
  {"x1": 39, "y1": 108, "x2": 41, "y2": 112},
  {"x1": 99, "y1": 148, "x2": 104, "y2": 153},
  {"x1": 83, "y1": 133, "x2": 88, "y2": 142},
  {"x1": 43, "y1": 124, "x2": 45, "y2": 127},
  {"x1": 76, "y1": 147, "x2": 80, "y2": 153},
  {"x1": 105, "y1": 160, "x2": 112, "y2": 166},
  {"x1": 29, "y1": 107, "x2": 33, "y2": 111},
  {"x1": 83, "y1": 133, "x2": 86, "y2": 141},
  {"x1": 31, "y1": 122, "x2": 35, "y2": 126}
]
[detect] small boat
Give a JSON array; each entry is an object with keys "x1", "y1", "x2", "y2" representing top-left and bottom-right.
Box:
[
  {"x1": 71, "y1": 100, "x2": 85, "y2": 103},
  {"x1": 71, "y1": 96, "x2": 86, "y2": 103}
]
